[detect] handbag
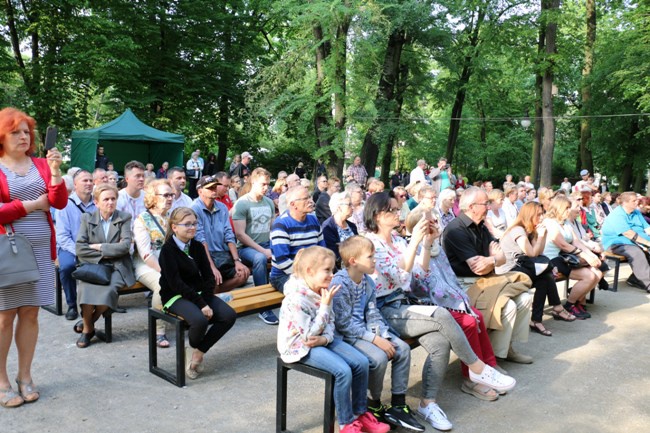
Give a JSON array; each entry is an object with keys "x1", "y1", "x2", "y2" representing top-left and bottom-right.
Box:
[
  {"x1": 72, "y1": 263, "x2": 114, "y2": 285},
  {"x1": 0, "y1": 224, "x2": 40, "y2": 289},
  {"x1": 559, "y1": 252, "x2": 586, "y2": 268},
  {"x1": 515, "y1": 254, "x2": 552, "y2": 276}
]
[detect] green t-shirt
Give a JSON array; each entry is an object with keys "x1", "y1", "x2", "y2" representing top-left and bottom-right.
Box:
[{"x1": 232, "y1": 194, "x2": 275, "y2": 247}]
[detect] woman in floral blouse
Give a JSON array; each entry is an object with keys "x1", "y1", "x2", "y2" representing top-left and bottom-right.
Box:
[
  {"x1": 363, "y1": 192, "x2": 516, "y2": 427},
  {"x1": 133, "y1": 179, "x2": 174, "y2": 347}
]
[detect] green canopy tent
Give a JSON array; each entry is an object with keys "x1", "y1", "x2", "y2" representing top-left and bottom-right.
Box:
[{"x1": 71, "y1": 109, "x2": 185, "y2": 173}]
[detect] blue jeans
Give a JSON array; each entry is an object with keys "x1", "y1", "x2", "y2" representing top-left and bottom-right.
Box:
[
  {"x1": 352, "y1": 332, "x2": 411, "y2": 400},
  {"x1": 270, "y1": 273, "x2": 290, "y2": 293},
  {"x1": 300, "y1": 338, "x2": 369, "y2": 426},
  {"x1": 57, "y1": 249, "x2": 77, "y2": 309},
  {"x1": 239, "y1": 241, "x2": 270, "y2": 286}
]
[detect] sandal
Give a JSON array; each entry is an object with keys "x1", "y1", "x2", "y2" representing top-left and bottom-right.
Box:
[
  {"x1": 76, "y1": 330, "x2": 95, "y2": 349},
  {"x1": 0, "y1": 386, "x2": 24, "y2": 408},
  {"x1": 530, "y1": 321, "x2": 552, "y2": 337},
  {"x1": 73, "y1": 320, "x2": 84, "y2": 334},
  {"x1": 156, "y1": 334, "x2": 170, "y2": 348},
  {"x1": 185, "y1": 348, "x2": 204, "y2": 379},
  {"x1": 15, "y1": 378, "x2": 39, "y2": 403},
  {"x1": 552, "y1": 308, "x2": 576, "y2": 322},
  {"x1": 461, "y1": 381, "x2": 498, "y2": 401}
]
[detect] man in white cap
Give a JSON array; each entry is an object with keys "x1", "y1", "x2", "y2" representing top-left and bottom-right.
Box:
[{"x1": 232, "y1": 151, "x2": 253, "y2": 180}]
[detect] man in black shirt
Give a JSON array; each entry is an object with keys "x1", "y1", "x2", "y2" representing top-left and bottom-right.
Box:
[{"x1": 443, "y1": 187, "x2": 533, "y2": 365}]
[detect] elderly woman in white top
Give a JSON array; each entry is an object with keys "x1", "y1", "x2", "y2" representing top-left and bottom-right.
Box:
[
  {"x1": 133, "y1": 179, "x2": 174, "y2": 347},
  {"x1": 436, "y1": 188, "x2": 456, "y2": 233},
  {"x1": 321, "y1": 192, "x2": 358, "y2": 267},
  {"x1": 346, "y1": 183, "x2": 366, "y2": 234}
]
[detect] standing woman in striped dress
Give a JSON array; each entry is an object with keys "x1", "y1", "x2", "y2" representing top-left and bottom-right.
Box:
[{"x1": 0, "y1": 108, "x2": 67, "y2": 408}]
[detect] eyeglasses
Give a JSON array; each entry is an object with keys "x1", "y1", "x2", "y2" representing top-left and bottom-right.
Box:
[
  {"x1": 383, "y1": 207, "x2": 400, "y2": 214},
  {"x1": 175, "y1": 222, "x2": 198, "y2": 228},
  {"x1": 156, "y1": 193, "x2": 175, "y2": 199},
  {"x1": 294, "y1": 197, "x2": 313, "y2": 203},
  {"x1": 472, "y1": 202, "x2": 489, "y2": 207}
]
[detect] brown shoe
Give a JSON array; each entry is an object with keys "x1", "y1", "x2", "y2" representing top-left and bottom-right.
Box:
[{"x1": 505, "y1": 346, "x2": 533, "y2": 364}]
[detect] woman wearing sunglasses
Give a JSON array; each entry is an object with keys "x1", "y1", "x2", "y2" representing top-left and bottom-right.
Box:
[{"x1": 133, "y1": 179, "x2": 175, "y2": 348}]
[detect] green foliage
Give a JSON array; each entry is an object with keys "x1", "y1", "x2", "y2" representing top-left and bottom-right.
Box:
[{"x1": 0, "y1": 0, "x2": 646, "y2": 189}]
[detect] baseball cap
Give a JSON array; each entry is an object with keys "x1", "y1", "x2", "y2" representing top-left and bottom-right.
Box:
[
  {"x1": 580, "y1": 169, "x2": 589, "y2": 177},
  {"x1": 241, "y1": 151, "x2": 253, "y2": 159},
  {"x1": 196, "y1": 175, "x2": 220, "y2": 190}
]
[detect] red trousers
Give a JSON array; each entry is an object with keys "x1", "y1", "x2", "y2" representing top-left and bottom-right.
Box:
[{"x1": 450, "y1": 307, "x2": 497, "y2": 378}]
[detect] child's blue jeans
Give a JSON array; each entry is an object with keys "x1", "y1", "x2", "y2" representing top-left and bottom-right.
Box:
[{"x1": 300, "y1": 338, "x2": 369, "y2": 426}]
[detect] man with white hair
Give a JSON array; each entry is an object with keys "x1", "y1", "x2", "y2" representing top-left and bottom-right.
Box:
[
  {"x1": 443, "y1": 187, "x2": 533, "y2": 365},
  {"x1": 185, "y1": 151, "x2": 203, "y2": 199},
  {"x1": 278, "y1": 173, "x2": 301, "y2": 215},
  {"x1": 269, "y1": 185, "x2": 325, "y2": 293},
  {"x1": 409, "y1": 159, "x2": 427, "y2": 186}
]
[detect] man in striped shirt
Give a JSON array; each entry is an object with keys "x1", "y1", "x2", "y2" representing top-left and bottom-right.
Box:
[{"x1": 270, "y1": 185, "x2": 325, "y2": 292}]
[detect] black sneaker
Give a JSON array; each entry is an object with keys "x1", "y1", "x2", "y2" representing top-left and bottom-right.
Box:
[
  {"x1": 368, "y1": 403, "x2": 389, "y2": 424},
  {"x1": 65, "y1": 307, "x2": 79, "y2": 321},
  {"x1": 384, "y1": 405, "x2": 426, "y2": 432},
  {"x1": 627, "y1": 274, "x2": 647, "y2": 291}
]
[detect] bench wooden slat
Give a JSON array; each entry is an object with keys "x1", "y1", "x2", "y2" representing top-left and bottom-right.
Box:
[
  {"x1": 229, "y1": 291, "x2": 284, "y2": 314},
  {"x1": 228, "y1": 284, "x2": 276, "y2": 300},
  {"x1": 604, "y1": 251, "x2": 627, "y2": 261}
]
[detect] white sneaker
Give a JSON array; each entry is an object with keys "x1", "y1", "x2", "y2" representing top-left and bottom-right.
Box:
[
  {"x1": 417, "y1": 402, "x2": 452, "y2": 431},
  {"x1": 469, "y1": 364, "x2": 516, "y2": 393}
]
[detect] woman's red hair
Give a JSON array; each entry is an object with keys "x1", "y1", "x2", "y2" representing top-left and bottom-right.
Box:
[{"x1": 0, "y1": 107, "x2": 37, "y2": 157}]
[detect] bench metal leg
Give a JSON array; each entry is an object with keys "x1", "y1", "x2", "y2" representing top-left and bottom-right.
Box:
[
  {"x1": 277, "y1": 358, "x2": 288, "y2": 433},
  {"x1": 103, "y1": 313, "x2": 113, "y2": 343},
  {"x1": 276, "y1": 358, "x2": 335, "y2": 433},
  {"x1": 148, "y1": 308, "x2": 186, "y2": 387},
  {"x1": 323, "y1": 368, "x2": 335, "y2": 433},
  {"x1": 607, "y1": 257, "x2": 621, "y2": 292},
  {"x1": 42, "y1": 266, "x2": 63, "y2": 316}
]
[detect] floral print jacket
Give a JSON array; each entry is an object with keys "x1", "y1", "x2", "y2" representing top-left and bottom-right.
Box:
[
  {"x1": 277, "y1": 276, "x2": 335, "y2": 363},
  {"x1": 366, "y1": 232, "x2": 412, "y2": 300}
]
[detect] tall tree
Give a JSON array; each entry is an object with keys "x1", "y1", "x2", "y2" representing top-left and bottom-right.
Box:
[
  {"x1": 539, "y1": 0, "x2": 560, "y2": 187},
  {"x1": 579, "y1": 0, "x2": 595, "y2": 173}
]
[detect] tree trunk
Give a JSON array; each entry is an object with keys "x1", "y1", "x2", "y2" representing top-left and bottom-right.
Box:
[
  {"x1": 380, "y1": 62, "x2": 409, "y2": 186},
  {"x1": 539, "y1": 0, "x2": 560, "y2": 188},
  {"x1": 579, "y1": 0, "x2": 596, "y2": 173},
  {"x1": 312, "y1": 24, "x2": 340, "y2": 176},
  {"x1": 477, "y1": 101, "x2": 489, "y2": 169},
  {"x1": 332, "y1": 17, "x2": 351, "y2": 178},
  {"x1": 531, "y1": 27, "x2": 545, "y2": 186},
  {"x1": 360, "y1": 29, "x2": 405, "y2": 177},
  {"x1": 444, "y1": 7, "x2": 485, "y2": 164}
]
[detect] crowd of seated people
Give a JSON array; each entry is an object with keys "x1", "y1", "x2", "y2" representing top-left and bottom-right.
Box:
[{"x1": 14, "y1": 137, "x2": 648, "y2": 431}]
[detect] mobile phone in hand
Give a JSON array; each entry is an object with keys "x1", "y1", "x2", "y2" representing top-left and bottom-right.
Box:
[{"x1": 44, "y1": 126, "x2": 58, "y2": 151}]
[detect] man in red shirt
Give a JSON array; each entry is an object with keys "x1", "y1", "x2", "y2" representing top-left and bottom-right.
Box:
[{"x1": 213, "y1": 171, "x2": 235, "y2": 231}]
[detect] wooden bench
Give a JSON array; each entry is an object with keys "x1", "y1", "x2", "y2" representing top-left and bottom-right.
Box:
[
  {"x1": 604, "y1": 251, "x2": 627, "y2": 292},
  {"x1": 149, "y1": 284, "x2": 284, "y2": 387}
]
